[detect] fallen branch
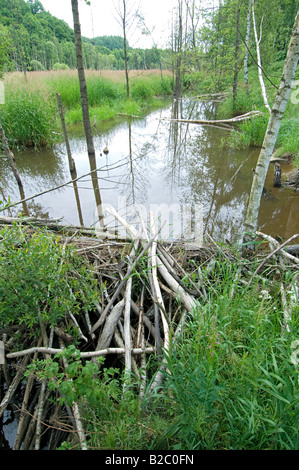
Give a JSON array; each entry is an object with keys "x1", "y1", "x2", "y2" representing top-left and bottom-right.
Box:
[
  {"x1": 91, "y1": 224, "x2": 164, "y2": 335},
  {"x1": 256, "y1": 231, "x2": 299, "y2": 265},
  {"x1": 0, "y1": 356, "x2": 29, "y2": 418},
  {"x1": 249, "y1": 233, "x2": 299, "y2": 286},
  {"x1": 159, "y1": 110, "x2": 263, "y2": 126},
  {"x1": 6, "y1": 346, "x2": 155, "y2": 359}
]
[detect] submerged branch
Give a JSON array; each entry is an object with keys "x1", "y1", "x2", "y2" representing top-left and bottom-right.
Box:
[{"x1": 159, "y1": 110, "x2": 263, "y2": 127}]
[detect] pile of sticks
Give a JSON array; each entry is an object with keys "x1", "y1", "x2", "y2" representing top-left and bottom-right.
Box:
[
  {"x1": 0, "y1": 210, "x2": 298, "y2": 450},
  {"x1": 0, "y1": 210, "x2": 218, "y2": 450}
]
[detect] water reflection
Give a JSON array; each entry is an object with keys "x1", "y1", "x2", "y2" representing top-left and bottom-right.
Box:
[{"x1": 0, "y1": 99, "x2": 298, "y2": 242}]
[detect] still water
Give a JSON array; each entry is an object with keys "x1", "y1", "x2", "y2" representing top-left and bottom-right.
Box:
[{"x1": 1, "y1": 98, "x2": 298, "y2": 243}]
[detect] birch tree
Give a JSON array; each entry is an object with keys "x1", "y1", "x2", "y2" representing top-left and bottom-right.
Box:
[
  {"x1": 252, "y1": 0, "x2": 271, "y2": 113},
  {"x1": 71, "y1": 0, "x2": 104, "y2": 227},
  {"x1": 244, "y1": 0, "x2": 252, "y2": 92},
  {"x1": 243, "y1": 10, "x2": 299, "y2": 243},
  {"x1": 232, "y1": 0, "x2": 241, "y2": 108},
  {"x1": 114, "y1": 0, "x2": 140, "y2": 99}
]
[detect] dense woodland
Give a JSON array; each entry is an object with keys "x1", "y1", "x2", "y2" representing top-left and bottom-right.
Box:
[
  {"x1": 0, "y1": 0, "x2": 170, "y2": 73},
  {"x1": 1, "y1": 0, "x2": 298, "y2": 87}
]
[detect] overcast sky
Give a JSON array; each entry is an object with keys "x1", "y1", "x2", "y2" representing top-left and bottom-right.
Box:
[{"x1": 39, "y1": 0, "x2": 177, "y2": 49}]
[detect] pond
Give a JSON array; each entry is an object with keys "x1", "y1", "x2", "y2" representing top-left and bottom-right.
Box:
[{"x1": 1, "y1": 98, "x2": 299, "y2": 244}]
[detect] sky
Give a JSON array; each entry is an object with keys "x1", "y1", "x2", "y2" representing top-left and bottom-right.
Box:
[{"x1": 39, "y1": 0, "x2": 177, "y2": 49}]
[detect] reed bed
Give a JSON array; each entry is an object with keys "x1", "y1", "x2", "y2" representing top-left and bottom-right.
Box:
[{"x1": 0, "y1": 69, "x2": 173, "y2": 150}]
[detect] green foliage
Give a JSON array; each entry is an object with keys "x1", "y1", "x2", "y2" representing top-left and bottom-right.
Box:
[
  {"x1": 28, "y1": 59, "x2": 45, "y2": 71},
  {"x1": 26, "y1": 345, "x2": 114, "y2": 407},
  {"x1": 0, "y1": 224, "x2": 99, "y2": 330},
  {"x1": 0, "y1": 87, "x2": 57, "y2": 149},
  {"x1": 148, "y1": 259, "x2": 299, "y2": 450},
  {"x1": 0, "y1": 26, "x2": 12, "y2": 77},
  {"x1": 53, "y1": 63, "x2": 70, "y2": 71},
  {"x1": 26, "y1": 344, "x2": 149, "y2": 450},
  {"x1": 0, "y1": 0, "x2": 170, "y2": 73}
]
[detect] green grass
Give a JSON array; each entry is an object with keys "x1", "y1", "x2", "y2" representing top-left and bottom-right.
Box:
[
  {"x1": 0, "y1": 86, "x2": 57, "y2": 150},
  {"x1": 74, "y1": 251, "x2": 298, "y2": 450},
  {"x1": 1, "y1": 70, "x2": 173, "y2": 149},
  {"x1": 145, "y1": 257, "x2": 299, "y2": 450}
]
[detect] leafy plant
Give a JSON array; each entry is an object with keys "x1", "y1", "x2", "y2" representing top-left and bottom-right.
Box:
[{"x1": 0, "y1": 224, "x2": 99, "y2": 330}]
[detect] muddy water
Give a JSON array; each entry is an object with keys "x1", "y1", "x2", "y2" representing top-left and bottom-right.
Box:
[{"x1": 1, "y1": 98, "x2": 298, "y2": 243}]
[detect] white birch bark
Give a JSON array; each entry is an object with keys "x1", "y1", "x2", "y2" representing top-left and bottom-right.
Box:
[
  {"x1": 252, "y1": 0, "x2": 271, "y2": 113},
  {"x1": 244, "y1": 11, "x2": 299, "y2": 240}
]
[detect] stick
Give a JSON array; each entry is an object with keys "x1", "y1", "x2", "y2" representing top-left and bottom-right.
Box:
[
  {"x1": 58, "y1": 339, "x2": 88, "y2": 450},
  {"x1": 160, "y1": 110, "x2": 263, "y2": 126},
  {"x1": 96, "y1": 300, "x2": 124, "y2": 350},
  {"x1": 91, "y1": 225, "x2": 164, "y2": 335},
  {"x1": 256, "y1": 231, "x2": 299, "y2": 264},
  {"x1": 0, "y1": 355, "x2": 29, "y2": 418},
  {"x1": 0, "y1": 166, "x2": 106, "y2": 213},
  {"x1": 13, "y1": 337, "x2": 43, "y2": 450},
  {"x1": 0, "y1": 121, "x2": 29, "y2": 216},
  {"x1": 149, "y1": 211, "x2": 169, "y2": 352},
  {"x1": 248, "y1": 233, "x2": 299, "y2": 286},
  {"x1": 6, "y1": 346, "x2": 155, "y2": 359},
  {"x1": 123, "y1": 276, "x2": 132, "y2": 390}
]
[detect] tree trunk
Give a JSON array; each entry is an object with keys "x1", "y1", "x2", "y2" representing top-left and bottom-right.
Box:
[
  {"x1": 71, "y1": 0, "x2": 104, "y2": 228},
  {"x1": 122, "y1": 0, "x2": 130, "y2": 99},
  {"x1": 252, "y1": 0, "x2": 271, "y2": 113},
  {"x1": 0, "y1": 121, "x2": 29, "y2": 216},
  {"x1": 244, "y1": 0, "x2": 252, "y2": 92},
  {"x1": 233, "y1": 0, "x2": 241, "y2": 109},
  {"x1": 243, "y1": 11, "x2": 299, "y2": 243}
]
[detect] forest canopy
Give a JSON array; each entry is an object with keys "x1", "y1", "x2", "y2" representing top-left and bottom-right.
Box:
[{"x1": 0, "y1": 0, "x2": 170, "y2": 73}]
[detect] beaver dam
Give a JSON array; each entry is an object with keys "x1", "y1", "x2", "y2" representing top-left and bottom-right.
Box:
[{"x1": 0, "y1": 212, "x2": 298, "y2": 450}]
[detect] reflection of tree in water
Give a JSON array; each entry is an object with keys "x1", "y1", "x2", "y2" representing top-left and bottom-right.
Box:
[
  {"x1": 0, "y1": 147, "x2": 67, "y2": 196},
  {"x1": 160, "y1": 99, "x2": 258, "y2": 241},
  {"x1": 119, "y1": 121, "x2": 156, "y2": 207}
]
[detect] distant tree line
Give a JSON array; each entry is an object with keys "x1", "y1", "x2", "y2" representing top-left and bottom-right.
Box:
[{"x1": 0, "y1": 0, "x2": 172, "y2": 74}]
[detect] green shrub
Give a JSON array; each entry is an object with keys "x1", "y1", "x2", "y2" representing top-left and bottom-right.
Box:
[
  {"x1": 131, "y1": 80, "x2": 154, "y2": 101},
  {"x1": 29, "y1": 60, "x2": 45, "y2": 71},
  {"x1": 0, "y1": 224, "x2": 99, "y2": 330},
  {"x1": 53, "y1": 63, "x2": 70, "y2": 71}
]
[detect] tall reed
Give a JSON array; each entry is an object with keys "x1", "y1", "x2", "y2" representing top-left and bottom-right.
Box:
[{"x1": 1, "y1": 70, "x2": 173, "y2": 149}]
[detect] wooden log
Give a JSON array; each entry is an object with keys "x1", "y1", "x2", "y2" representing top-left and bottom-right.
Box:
[
  {"x1": 256, "y1": 231, "x2": 299, "y2": 264},
  {"x1": 6, "y1": 346, "x2": 155, "y2": 359},
  {"x1": 96, "y1": 300, "x2": 124, "y2": 350},
  {"x1": 0, "y1": 355, "x2": 29, "y2": 418},
  {"x1": 160, "y1": 110, "x2": 263, "y2": 126},
  {"x1": 123, "y1": 277, "x2": 132, "y2": 389}
]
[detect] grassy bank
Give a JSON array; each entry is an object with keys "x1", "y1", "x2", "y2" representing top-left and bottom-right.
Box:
[
  {"x1": 0, "y1": 69, "x2": 173, "y2": 149},
  {"x1": 215, "y1": 62, "x2": 299, "y2": 164}
]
